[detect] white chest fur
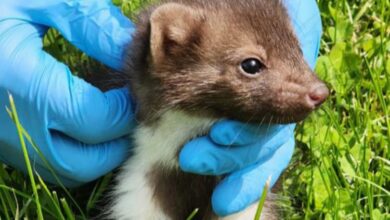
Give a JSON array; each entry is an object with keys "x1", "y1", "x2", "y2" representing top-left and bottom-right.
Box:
[
  {"x1": 132, "y1": 110, "x2": 217, "y2": 169},
  {"x1": 109, "y1": 110, "x2": 217, "y2": 220},
  {"x1": 109, "y1": 110, "x2": 267, "y2": 220}
]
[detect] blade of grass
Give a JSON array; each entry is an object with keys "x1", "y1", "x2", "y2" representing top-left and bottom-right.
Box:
[
  {"x1": 5, "y1": 109, "x2": 86, "y2": 219},
  {"x1": 86, "y1": 173, "x2": 112, "y2": 214},
  {"x1": 18, "y1": 199, "x2": 34, "y2": 219},
  {"x1": 52, "y1": 191, "x2": 61, "y2": 210},
  {"x1": 12, "y1": 188, "x2": 19, "y2": 220},
  {"x1": 364, "y1": 56, "x2": 390, "y2": 146},
  {"x1": 60, "y1": 198, "x2": 75, "y2": 220},
  {"x1": 0, "y1": 190, "x2": 11, "y2": 220},
  {"x1": 186, "y1": 208, "x2": 199, "y2": 220},
  {"x1": 36, "y1": 175, "x2": 65, "y2": 220},
  {"x1": 254, "y1": 176, "x2": 271, "y2": 220},
  {"x1": 344, "y1": 174, "x2": 390, "y2": 196},
  {"x1": 7, "y1": 94, "x2": 43, "y2": 220},
  {"x1": 0, "y1": 167, "x2": 12, "y2": 220},
  {"x1": 0, "y1": 167, "x2": 17, "y2": 214}
]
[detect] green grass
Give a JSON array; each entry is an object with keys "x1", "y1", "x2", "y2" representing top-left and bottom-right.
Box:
[
  {"x1": 0, "y1": 0, "x2": 389, "y2": 219},
  {"x1": 254, "y1": 177, "x2": 271, "y2": 220},
  {"x1": 281, "y1": 0, "x2": 389, "y2": 219}
]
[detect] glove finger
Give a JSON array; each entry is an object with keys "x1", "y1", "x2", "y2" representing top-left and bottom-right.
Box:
[
  {"x1": 211, "y1": 138, "x2": 295, "y2": 216},
  {"x1": 0, "y1": 141, "x2": 88, "y2": 187},
  {"x1": 46, "y1": 61, "x2": 136, "y2": 144},
  {"x1": 210, "y1": 120, "x2": 294, "y2": 146},
  {"x1": 25, "y1": 0, "x2": 136, "y2": 69},
  {"x1": 284, "y1": 0, "x2": 322, "y2": 69},
  {"x1": 49, "y1": 130, "x2": 130, "y2": 184},
  {"x1": 179, "y1": 126, "x2": 292, "y2": 175},
  {"x1": 0, "y1": 20, "x2": 47, "y2": 91}
]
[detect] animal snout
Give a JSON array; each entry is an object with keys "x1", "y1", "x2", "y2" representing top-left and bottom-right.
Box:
[{"x1": 306, "y1": 84, "x2": 329, "y2": 108}]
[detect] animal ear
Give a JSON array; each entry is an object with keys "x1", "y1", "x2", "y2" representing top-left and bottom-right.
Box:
[{"x1": 150, "y1": 3, "x2": 205, "y2": 65}]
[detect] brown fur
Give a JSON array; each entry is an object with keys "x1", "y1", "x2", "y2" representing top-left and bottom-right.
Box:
[
  {"x1": 120, "y1": 0, "x2": 328, "y2": 219},
  {"x1": 147, "y1": 166, "x2": 218, "y2": 220}
]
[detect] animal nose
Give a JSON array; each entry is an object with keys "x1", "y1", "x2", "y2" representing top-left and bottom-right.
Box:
[{"x1": 307, "y1": 84, "x2": 329, "y2": 108}]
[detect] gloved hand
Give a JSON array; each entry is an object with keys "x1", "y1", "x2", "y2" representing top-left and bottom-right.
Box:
[
  {"x1": 179, "y1": 0, "x2": 323, "y2": 216},
  {"x1": 0, "y1": 0, "x2": 322, "y2": 216},
  {"x1": 0, "y1": 0, "x2": 136, "y2": 186}
]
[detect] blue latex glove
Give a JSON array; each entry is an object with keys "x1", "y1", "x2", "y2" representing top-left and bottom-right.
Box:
[
  {"x1": 0, "y1": 0, "x2": 136, "y2": 186},
  {"x1": 179, "y1": 0, "x2": 322, "y2": 216}
]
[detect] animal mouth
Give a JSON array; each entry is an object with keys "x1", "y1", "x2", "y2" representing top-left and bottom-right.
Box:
[
  {"x1": 262, "y1": 113, "x2": 311, "y2": 124},
  {"x1": 232, "y1": 109, "x2": 312, "y2": 125}
]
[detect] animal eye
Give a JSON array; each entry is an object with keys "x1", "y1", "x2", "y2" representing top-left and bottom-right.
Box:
[{"x1": 240, "y1": 58, "x2": 264, "y2": 75}]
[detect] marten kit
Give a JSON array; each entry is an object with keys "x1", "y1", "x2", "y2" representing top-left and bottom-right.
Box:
[{"x1": 108, "y1": 0, "x2": 329, "y2": 219}]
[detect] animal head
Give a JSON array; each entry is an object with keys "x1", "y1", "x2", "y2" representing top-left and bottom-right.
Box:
[{"x1": 128, "y1": 0, "x2": 328, "y2": 123}]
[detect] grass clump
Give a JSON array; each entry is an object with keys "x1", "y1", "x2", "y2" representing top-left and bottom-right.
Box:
[{"x1": 281, "y1": 0, "x2": 389, "y2": 219}]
